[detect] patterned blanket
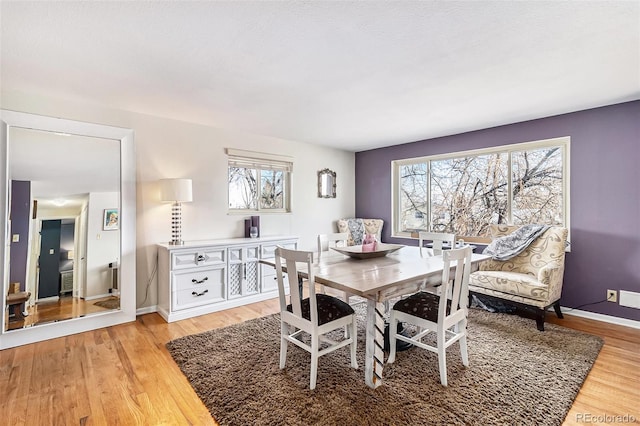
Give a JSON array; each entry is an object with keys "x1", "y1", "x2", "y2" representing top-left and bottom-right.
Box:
[
  {"x1": 483, "y1": 224, "x2": 549, "y2": 261},
  {"x1": 337, "y1": 218, "x2": 384, "y2": 246},
  {"x1": 345, "y1": 218, "x2": 366, "y2": 245}
]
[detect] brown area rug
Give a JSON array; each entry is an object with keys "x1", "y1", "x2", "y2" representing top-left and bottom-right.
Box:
[
  {"x1": 93, "y1": 297, "x2": 120, "y2": 310},
  {"x1": 167, "y1": 304, "x2": 602, "y2": 426}
]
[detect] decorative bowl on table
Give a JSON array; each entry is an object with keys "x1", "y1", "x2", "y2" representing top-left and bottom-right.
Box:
[{"x1": 331, "y1": 243, "x2": 404, "y2": 259}]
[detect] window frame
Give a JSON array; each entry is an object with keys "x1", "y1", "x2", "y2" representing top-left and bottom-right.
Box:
[
  {"x1": 226, "y1": 148, "x2": 293, "y2": 214},
  {"x1": 391, "y1": 136, "x2": 570, "y2": 241}
]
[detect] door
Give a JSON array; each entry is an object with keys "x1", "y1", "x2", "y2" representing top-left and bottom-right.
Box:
[{"x1": 38, "y1": 220, "x2": 61, "y2": 299}]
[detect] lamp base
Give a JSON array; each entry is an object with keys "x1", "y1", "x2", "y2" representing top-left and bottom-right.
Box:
[{"x1": 169, "y1": 202, "x2": 184, "y2": 246}]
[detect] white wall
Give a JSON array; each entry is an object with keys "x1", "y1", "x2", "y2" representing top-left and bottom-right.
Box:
[
  {"x1": 86, "y1": 191, "x2": 119, "y2": 299},
  {"x1": 1, "y1": 91, "x2": 356, "y2": 309}
]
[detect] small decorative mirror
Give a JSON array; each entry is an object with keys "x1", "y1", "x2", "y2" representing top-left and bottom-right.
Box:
[{"x1": 318, "y1": 168, "x2": 336, "y2": 198}]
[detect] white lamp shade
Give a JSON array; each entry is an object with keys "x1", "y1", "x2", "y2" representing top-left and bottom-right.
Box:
[{"x1": 160, "y1": 178, "x2": 193, "y2": 202}]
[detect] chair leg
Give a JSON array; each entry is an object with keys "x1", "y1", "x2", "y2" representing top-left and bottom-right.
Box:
[
  {"x1": 279, "y1": 322, "x2": 288, "y2": 369},
  {"x1": 387, "y1": 313, "x2": 398, "y2": 364},
  {"x1": 437, "y1": 329, "x2": 448, "y2": 386},
  {"x1": 343, "y1": 293, "x2": 352, "y2": 338},
  {"x1": 553, "y1": 301, "x2": 564, "y2": 319},
  {"x1": 310, "y1": 336, "x2": 319, "y2": 390},
  {"x1": 350, "y1": 317, "x2": 358, "y2": 369},
  {"x1": 535, "y1": 309, "x2": 545, "y2": 331},
  {"x1": 459, "y1": 318, "x2": 469, "y2": 367}
]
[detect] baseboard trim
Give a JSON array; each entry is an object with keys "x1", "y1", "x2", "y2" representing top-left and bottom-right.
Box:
[
  {"x1": 560, "y1": 306, "x2": 640, "y2": 330},
  {"x1": 85, "y1": 293, "x2": 112, "y2": 301},
  {"x1": 136, "y1": 302, "x2": 637, "y2": 329},
  {"x1": 136, "y1": 305, "x2": 157, "y2": 316}
]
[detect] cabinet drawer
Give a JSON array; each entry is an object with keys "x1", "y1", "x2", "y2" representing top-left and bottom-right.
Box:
[
  {"x1": 172, "y1": 267, "x2": 225, "y2": 310},
  {"x1": 173, "y1": 286, "x2": 224, "y2": 310},
  {"x1": 173, "y1": 267, "x2": 224, "y2": 292},
  {"x1": 172, "y1": 248, "x2": 226, "y2": 270},
  {"x1": 228, "y1": 246, "x2": 260, "y2": 262},
  {"x1": 261, "y1": 241, "x2": 297, "y2": 259}
]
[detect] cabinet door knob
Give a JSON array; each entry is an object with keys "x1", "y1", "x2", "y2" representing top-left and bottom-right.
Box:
[
  {"x1": 191, "y1": 289, "x2": 209, "y2": 297},
  {"x1": 197, "y1": 254, "x2": 205, "y2": 262}
]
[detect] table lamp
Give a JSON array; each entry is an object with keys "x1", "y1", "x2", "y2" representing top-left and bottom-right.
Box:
[{"x1": 160, "y1": 178, "x2": 193, "y2": 245}]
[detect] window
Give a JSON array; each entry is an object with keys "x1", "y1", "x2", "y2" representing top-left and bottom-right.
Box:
[
  {"x1": 227, "y1": 148, "x2": 292, "y2": 213},
  {"x1": 392, "y1": 137, "x2": 569, "y2": 239}
]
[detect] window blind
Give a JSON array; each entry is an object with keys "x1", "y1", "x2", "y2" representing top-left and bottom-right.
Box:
[{"x1": 226, "y1": 148, "x2": 293, "y2": 172}]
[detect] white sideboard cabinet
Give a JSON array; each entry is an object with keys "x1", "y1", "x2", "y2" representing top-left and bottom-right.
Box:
[{"x1": 157, "y1": 236, "x2": 298, "y2": 322}]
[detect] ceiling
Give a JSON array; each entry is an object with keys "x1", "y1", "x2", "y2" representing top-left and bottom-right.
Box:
[
  {"x1": 9, "y1": 127, "x2": 120, "y2": 210},
  {"x1": 1, "y1": 1, "x2": 638, "y2": 152}
]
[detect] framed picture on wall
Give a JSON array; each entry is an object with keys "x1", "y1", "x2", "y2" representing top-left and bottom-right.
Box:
[{"x1": 103, "y1": 208, "x2": 119, "y2": 231}]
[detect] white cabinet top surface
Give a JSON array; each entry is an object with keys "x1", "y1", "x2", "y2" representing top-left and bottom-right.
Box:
[{"x1": 157, "y1": 235, "x2": 298, "y2": 251}]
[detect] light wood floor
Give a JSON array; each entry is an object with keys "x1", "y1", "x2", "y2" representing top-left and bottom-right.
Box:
[
  {"x1": 5, "y1": 296, "x2": 119, "y2": 331},
  {"x1": 0, "y1": 298, "x2": 638, "y2": 425}
]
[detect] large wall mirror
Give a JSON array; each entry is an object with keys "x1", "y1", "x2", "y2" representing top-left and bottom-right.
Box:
[{"x1": 0, "y1": 110, "x2": 136, "y2": 349}]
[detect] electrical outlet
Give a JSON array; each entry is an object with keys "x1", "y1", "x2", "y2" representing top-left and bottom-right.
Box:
[{"x1": 607, "y1": 289, "x2": 617, "y2": 303}]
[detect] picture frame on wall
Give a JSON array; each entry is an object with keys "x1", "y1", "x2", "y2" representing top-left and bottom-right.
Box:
[{"x1": 103, "y1": 208, "x2": 119, "y2": 231}]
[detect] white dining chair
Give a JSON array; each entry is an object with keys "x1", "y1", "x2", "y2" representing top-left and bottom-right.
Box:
[
  {"x1": 275, "y1": 247, "x2": 358, "y2": 390},
  {"x1": 418, "y1": 231, "x2": 456, "y2": 256},
  {"x1": 387, "y1": 245, "x2": 473, "y2": 386},
  {"x1": 317, "y1": 232, "x2": 354, "y2": 337},
  {"x1": 317, "y1": 232, "x2": 351, "y2": 297}
]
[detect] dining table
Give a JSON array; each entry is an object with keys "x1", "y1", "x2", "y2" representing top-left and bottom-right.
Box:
[{"x1": 260, "y1": 243, "x2": 490, "y2": 389}]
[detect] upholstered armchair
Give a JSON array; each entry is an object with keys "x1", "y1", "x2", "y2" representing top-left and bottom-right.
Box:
[
  {"x1": 469, "y1": 224, "x2": 568, "y2": 331},
  {"x1": 336, "y1": 218, "x2": 384, "y2": 246}
]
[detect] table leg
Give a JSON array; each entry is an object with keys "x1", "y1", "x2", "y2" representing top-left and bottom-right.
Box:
[{"x1": 365, "y1": 299, "x2": 385, "y2": 388}]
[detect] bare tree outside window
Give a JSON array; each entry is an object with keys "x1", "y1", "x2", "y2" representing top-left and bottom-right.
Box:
[
  {"x1": 431, "y1": 153, "x2": 508, "y2": 237},
  {"x1": 396, "y1": 139, "x2": 567, "y2": 238},
  {"x1": 229, "y1": 165, "x2": 289, "y2": 212},
  {"x1": 260, "y1": 169, "x2": 284, "y2": 209},
  {"x1": 227, "y1": 150, "x2": 291, "y2": 212},
  {"x1": 511, "y1": 147, "x2": 563, "y2": 225},
  {"x1": 229, "y1": 167, "x2": 257, "y2": 209},
  {"x1": 399, "y1": 163, "x2": 427, "y2": 231}
]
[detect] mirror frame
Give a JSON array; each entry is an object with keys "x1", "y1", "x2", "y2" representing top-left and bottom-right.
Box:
[
  {"x1": 0, "y1": 109, "x2": 136, "y2": 349},
  {"x1": 318, "y1": 168, "x2": 336, "y2": 198}
]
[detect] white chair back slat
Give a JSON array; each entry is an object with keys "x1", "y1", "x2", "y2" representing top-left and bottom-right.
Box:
[
  {"x1": 317, "y1": 232, "x2": 349, "y2": 259},
  {"x1": 418, "y1": 231, "x2": 456, "y2": 255},
  {"x1": 443, "y1": 246, "x2": 472, "y2": 318}
]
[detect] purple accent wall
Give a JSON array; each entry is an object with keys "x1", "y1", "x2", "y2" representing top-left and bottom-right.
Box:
[
  {"x1": 355, "y1": 101, "x2": 640, "y2": 321},
  {"x1": 9, "y1": 180, "x2": 31, "y2": 291}
]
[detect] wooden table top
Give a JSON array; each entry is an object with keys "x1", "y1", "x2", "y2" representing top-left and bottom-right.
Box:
[{"x1": 260, "y1": 246, "x2": 490, "y2": 301}]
